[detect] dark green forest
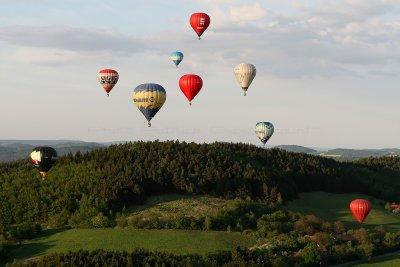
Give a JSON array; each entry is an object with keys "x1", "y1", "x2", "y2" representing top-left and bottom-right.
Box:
[{"x1": 1, "y1": 141, "x2": 400, "y2": 227}]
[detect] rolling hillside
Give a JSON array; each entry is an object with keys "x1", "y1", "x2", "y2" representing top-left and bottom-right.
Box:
[
  {"x1": 274, "y1": 145, "x2": 400, "y2": 160},
  {"x1": 321, "y1": 148, "x2": 400, "y2": 160},
  {"x1": 0, "y1": 140, "x2": 104, "y2": 162},
  {"x1": 1, "y1": 141, "x2": 400, "y2": 227},
  {"x1": 274, "y1": 145, "x2": 318, "y2": 154}
]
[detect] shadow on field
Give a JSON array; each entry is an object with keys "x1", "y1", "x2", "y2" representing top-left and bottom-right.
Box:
[
  {"x1": 0, "y1": 241, "x2": 56, "y2": 267},
  {"x1": 11, "y1": 240, "x2": 55, "y2": 260},
  {"x1": 338, "y1": 251, "x2": 400, "y2": 267},
  {"x1": 366, "y1": 252, "x2": 400, "y2": 264},
  {"x1": 39, "y1": 227, "x2": 69, "y2": 238},
  {"x1": 5, "y1": 228, "x2": 69, "y2": 265}
]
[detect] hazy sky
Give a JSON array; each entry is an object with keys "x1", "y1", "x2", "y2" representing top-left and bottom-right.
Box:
[{"x1": 1, "y1": 0, "x2": 400, "y2": 148}]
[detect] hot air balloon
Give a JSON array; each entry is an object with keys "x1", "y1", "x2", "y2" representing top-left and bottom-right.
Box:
[
  {"x1": 255, "y1": 122, "x2": 274, "y2": 145},
  {"x1": 350, "y1": 199, "x2": 372, "y2": 223},
  {"x1": 132, "y1": 83, "x2": 166, "y2": 127},
  {"x1": 179, "y1": 74, "x2": 203, "y2": 105},
  {"x1": 171, "y1": 51, "x2": 184, "y2": 67},
  {"x1": 234, "y1": 63, "x2": 256, "y2": 96},
  {"x1": 98, "y1": 69, "x2": 119, "y2": 96},
  {"x1": 190, "y1": 13, "x2": 210, "y2": 40},
  {"x1": 30, "y1": 146, "x2": 58, "y2": 179}
]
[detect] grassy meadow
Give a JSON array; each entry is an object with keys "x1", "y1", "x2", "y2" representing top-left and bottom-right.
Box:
[
  {"x1": 286, "y1": 192, "x2": 400, "y2": 232},
  {"x1": 7, "y1": 228, "x2": 254, "y2": 264}
]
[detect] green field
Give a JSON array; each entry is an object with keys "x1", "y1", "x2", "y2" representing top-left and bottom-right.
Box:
[
  {"x1": 125, "y1": 194, "x2": 235, "y2": 220},
  {"x1": 286, "y1": 192, "x2": 400, "y2": 231},
  {"x1": 7, "y1": 228, "x2": 255, "y2": 263}
]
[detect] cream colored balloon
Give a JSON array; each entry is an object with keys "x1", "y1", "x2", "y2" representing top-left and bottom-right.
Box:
[{"x1": 234, "y1": 63, "x2": 256, "y2": 96}]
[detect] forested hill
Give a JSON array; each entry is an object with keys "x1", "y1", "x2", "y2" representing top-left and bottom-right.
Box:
[{"x1": 1, "y1": 141, "x2": 399, "y2": 226}]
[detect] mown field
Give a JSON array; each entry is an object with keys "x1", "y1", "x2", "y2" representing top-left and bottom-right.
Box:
[
  {"x1": 6, "y1": 228, "x2": 254, "y2": 264},
  {"x1": 125, "y1": 194, "x2": 237, "y2": 220},
  {"x1": 286, "y1": 192, "x2": 400, "y2": 232}
]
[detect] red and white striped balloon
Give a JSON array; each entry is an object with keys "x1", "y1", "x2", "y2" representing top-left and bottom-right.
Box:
[{"x1": 98, "y1": 69, "x2": 119, "y2": 96}]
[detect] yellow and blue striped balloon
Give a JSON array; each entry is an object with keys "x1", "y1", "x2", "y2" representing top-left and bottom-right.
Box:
[
  {"x1": 132, "y1": 83, "x2": 166, "y2": 127},
  {"x1": 170, "y1": 51, "x2": 184, "y2": 67},
  {"x1": 255, "y1": 122, "x2": 274, "y2": 145}
]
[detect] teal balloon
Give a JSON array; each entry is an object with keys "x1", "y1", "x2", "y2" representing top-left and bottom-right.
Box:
[
  {"x1": 255, "y1": 122, "x2": 274, "y2": 144},
  {"x1": 170, "y1": 51, "x2": 184, "y2": 67}
]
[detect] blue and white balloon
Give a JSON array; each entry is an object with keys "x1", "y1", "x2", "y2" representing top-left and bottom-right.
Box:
[{"x1": 170, "y1": 51, "x2": 184, "y2": 67}]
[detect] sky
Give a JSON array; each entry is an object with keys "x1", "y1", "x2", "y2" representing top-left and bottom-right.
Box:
[{"x1": 0, "y1": 0, "x2": 400, "y2": 148}]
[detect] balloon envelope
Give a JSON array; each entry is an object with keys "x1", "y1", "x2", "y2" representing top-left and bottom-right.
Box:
[
  {"x1": 171, "y1": 51, "x2": 184, "y2": 67},
  {"x1": 234, "y1": 63, "x2": 256, "y2": 96},
  {"x1": 98, "y1": 69, "x2": 119, "y2": 96},
  {"x1": 350, "y1": 199, "x2": 372, "y2": 223},
  {"x1": 255, "y1": 122, "x2": 274, "y2": 144},
  {"x1": 190, "y1": 13, "x2": 210, "y2": 39},
  {"x1": 132, "y1": 83, "x2": 166, "y2": 126},
  {"x1": 179, "y1": 74, "x2": 203, "y2": 105},
  {"x1": 30, "y1": 146, "x2": 58, "y2": 178}
]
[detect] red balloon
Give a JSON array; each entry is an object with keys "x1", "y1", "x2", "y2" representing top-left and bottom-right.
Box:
[
  {"x1": 179, "y1": 74, "x2": 203, "y2": 105},
  {"x1": 190, "y1": 13, "x2": 210, "y2": 39},
  {"x1": 350, "y1": 199, "x2": 371, "y2": 223}
]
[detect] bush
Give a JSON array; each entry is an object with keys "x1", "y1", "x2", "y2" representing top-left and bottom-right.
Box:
[
  {"x1": 383, "y1": 232, "x2": 399, "y2": 248},
  {"x1": 312, "y1": 232, "x2": 332, "y2": 249},
  {"x1": 68, "y1": 196, "x2": 100, "y2": 228},
  {"x1": 269, "y1": 234, "x2": 301, "y2": 252},
  {"x1": 333, "y1": 221, "x2": 346, "y2": 234},
  {"x1": 115, "y1": 213, "x2": 128, "y2": 228},
  {"x1": 7, "y1": 222, "x2": 42, "y2": 241},
  {"x1": 329, "y1": 243, "x2": 357, "y2": 264},
  {"x1": 385, "y1": 202, "x2": 392, "y2": 212},
  {"x1": 203, "y1": 216, "x2": 212, "y2": 231},
  {"x1": 46, "y1": 211, "x2": 69, "y2": 228},
  {"x1": 357, "y1": 242, "x2": 375, "y2": 259},
  {"x1": 299, "y1": 242, "x2": 324, "y2": 266},
  {"x1": 91, "y1": 213, "x2": 110, "y2": 228},
  {"x1": 352, "y1": 228, "x2": 370, "y2": 244},
  {"x1": 256, "y1": 211, "x2": 294, "y2": 237}
]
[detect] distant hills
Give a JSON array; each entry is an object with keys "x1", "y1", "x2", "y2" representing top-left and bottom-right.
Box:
[
  {"x1": 273, "y1": 145, "x2": 318, "y2": 154},
  {"x1": 0, "y1": 140, "x2": 399, "y2": 162},
  {"x1": 274, "y1": 145, "x2": 400, "y2": 160},
  {"x1": 0, "y1": 140, "x2": 104, "y2": 162}
]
